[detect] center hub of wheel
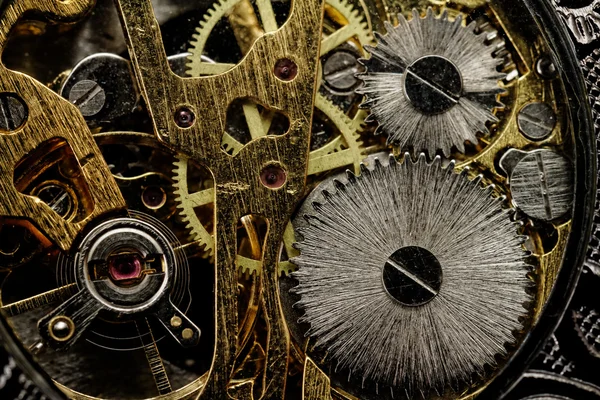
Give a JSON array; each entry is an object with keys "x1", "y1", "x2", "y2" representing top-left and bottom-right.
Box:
[
  {"x1": 78, "y1": 217, "x2": 173, "y2": 313},
  {"x1": 382, "y1": 246, "x2": 443, "y2": 307},
  {"x1": 39, "y1": 212, "x2": 200, "y2": 351},
  {"x1": 404, "y1": 55, "x2": 463, "y2": 115},
  {"x1": 107, "y1": 253, "x2": 143, "y2": 282}
]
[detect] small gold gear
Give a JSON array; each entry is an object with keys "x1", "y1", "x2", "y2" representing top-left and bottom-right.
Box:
[
  {"x1": 172, "y1": 96, "x2": 366, "y2": 275},
  {"x1": 187, "y1": 0, "x2": 374, "y2": 77},
  {"x1": 176, "y1": 0, "x2": 372, "y2": 274}
]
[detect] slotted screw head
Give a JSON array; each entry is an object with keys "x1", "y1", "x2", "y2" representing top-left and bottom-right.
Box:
[
  {"x1": 0, "y1": 93, "x2": 27, "y2": 132},
  {"x1": 69, "y1": 80, "x2": 106, "y2": 117}
]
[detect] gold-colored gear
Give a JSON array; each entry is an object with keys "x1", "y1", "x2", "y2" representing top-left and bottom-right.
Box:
[
  {"x1": 172, "y1": 96, "x2": 366, "y2": 275},
  {"x1": 187, "y1": 0, "x2": 374, "y2": 76},
  {"x1": 176, "y1": 0, "x2": 373, "y2": 274}
]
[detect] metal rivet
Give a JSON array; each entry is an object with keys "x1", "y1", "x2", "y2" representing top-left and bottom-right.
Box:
[
  {"x1": 171, "y1": 316, "x2": 182, "y2": 328},
  {"x1": 182, "y1": 328, "x2": 193, "y2": 340},
  {"x1": 517, "y1": 102, "x2": 557, "y2": 141},
  {"x1": 535, "y1": 55, "x2": 558, "y2": 79},
  {"x1": 382, "y1": 246, "x2": 443, "y2": 307},
  {"x1": 0, "y1": 93, "x2": 27, "y2": 132},
  {"x1": 69, "y1": 80, "x2": 106, "y2": 117},
  {"x1": 49, "y1": 316, "x2": 75, "y2": 342}
]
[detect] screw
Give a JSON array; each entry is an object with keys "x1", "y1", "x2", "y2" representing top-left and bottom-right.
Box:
[
  {"x1": 36, "y1": 184, "x2": 74, "y2": 218},
  {"x1": 174, "y1": 106, "x2": 195, "y2": 128},
  {"x1": 382, "y1": 246, "x2": 443, "y2": 307},
  {"x1": 49, "y1": 316, "x2": 75, "y2": 342},
  {"x1": 260, "y1": 164, "x2": 287, "y2": 189},
  {"x1": 274, "y1": 58, "x2": 298, "y2": 81},
  {"x1": 509, "y1": 149, "x2": 574, "y2": 221},
  {"x1": 171, "y1": 316, "x2": 183, "y2": 328},
  {"x1": 323, "y1": 51, "x2": 361, "y2": 93},
  {"x1": 0, "y1": 93, "x2": 27, "y2": 132},
  {"x1": 536, "y1": 55, "x2": 557, "y2": 79},
  {"x1": 69, "y1": 80, "x2": 106, "y2": 117},
  {"x1": 517, "y1": 102, "x2": 557, "y2": 141},
  {"x1": 404, "y1": 55, "x2": 463, "y2": 115}
]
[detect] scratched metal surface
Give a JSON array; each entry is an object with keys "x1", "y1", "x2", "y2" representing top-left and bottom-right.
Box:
[{"x1": 1, "y1": 1, "x2": 600, "y2": 400}]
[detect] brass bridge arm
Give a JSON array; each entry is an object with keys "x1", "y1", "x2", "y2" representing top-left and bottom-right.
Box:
[{"x1": 113, "y1": 0, "x2": 326, "y2": 398}]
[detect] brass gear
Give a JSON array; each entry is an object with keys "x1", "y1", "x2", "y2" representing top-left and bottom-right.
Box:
[
  {"x1": 187, "y1": 0, "x2": 374, "y2": 77},
  {"x1": 177, "y1": 0, "x2": 373, "y2": 273},
  {"x1": 172, "y1": 96, "x2": 366, "y2": 275}
]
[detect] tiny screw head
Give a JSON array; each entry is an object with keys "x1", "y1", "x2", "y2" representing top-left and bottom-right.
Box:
[
  {"x1": 274, "y1": 58, "x2": 298, "y2": 81},
  {"x1": 174, "y1": 106, "x2": 196, "y2": 128},
  {"x1": 35, "y1": 184, "x2": 74, "y2": 219},
  {"x1": 535, "y1": 56, "x2": 558, "y2": 80},
  {"x1": 517, "y1": 102, "x2": 556, "y2": 141},
  {"x1": 69, "y1": 80, "x2": 106, "y2": 117},
  {"x1": 49, "y1": 316, "x2": 75, "y2": 342},
  {"x1": 0, "y1": 93, "x2": 27, "y2": 132},
  {"x1": 323, "y1": 51, "x2": 362, "y2": 93}
]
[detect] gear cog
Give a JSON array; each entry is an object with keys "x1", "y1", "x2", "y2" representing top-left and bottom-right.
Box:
[
  {"x1": 176, "y1": 0, "x2": 373, "y2": 273},
  {"x1": 291, "y1": 154, "x2": 532, "y2": 395},
  {"x1": 187, "y1": 0, "x2": 374, "y2": 76},
  {"x1": 358, "y1": 8, "x2": 506, "y2": 156},
  {"x1": 172, "y1": 95, "x2": 365, "y2": 272}
]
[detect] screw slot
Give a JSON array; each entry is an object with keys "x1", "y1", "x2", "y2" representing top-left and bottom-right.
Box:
[
  {"x1": 274, "y1": 58, "x2": 298, "y2": 81},
  {"x1": 260, "y1": 164, "x2": 287, "y2": 189},
  {"x1": 517, "y1": 102, "x2": 557, "y2": 141},
  {"x1": 0, "y1": 93, "x2": 28, "y2": 132},
  {"x1": 383, "y1": 246, "x2": 443, "y2": 307},
  {"x1": 35, "y1": 183, "x2": 75, "y2": 219},
  {"x1": 69, "y1": 80, "x2": 106, "y2": 117}
]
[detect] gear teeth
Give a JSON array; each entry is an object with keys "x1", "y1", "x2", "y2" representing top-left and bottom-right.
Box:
[
  {"x1": 359, "y1": 8, "x2": 507, "y2": 158},
  {"x1": 172, "y1": 156, "x2": 215, "y2": 258},
  {"x1": 187, "y1": 0, "x2": 375, "y2": 77},
  {"x1": 291, "y1": 153, "x2": 533, "y2": 393},
  {"x1": 184, "y1": 0, "x2": 372, "y2": 274}
]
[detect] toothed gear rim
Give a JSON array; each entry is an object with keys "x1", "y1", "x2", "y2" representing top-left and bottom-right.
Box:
[
  {"x1": 291, "y1": 155, "x2": 533, "y2": 394},
  {"x1": 171, "y1": 94, "x2": 366, "y2": 269},
  {"x1": 186, "y1": 0, "x2": 374, "y2": 76},
  {"x1": 358, "y1": 8, "x2": 506, "y2": 156}
]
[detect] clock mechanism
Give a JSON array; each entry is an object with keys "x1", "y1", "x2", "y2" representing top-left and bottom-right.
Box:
[{"x1": 0, "y1": 0, "x2": 593, "y2": 399}]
